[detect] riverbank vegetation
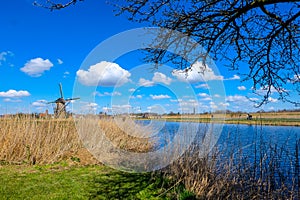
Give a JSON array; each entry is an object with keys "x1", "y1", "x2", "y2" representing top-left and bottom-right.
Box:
[
  {"x1": 161, "y1": 131, "x2": 299, "y2": 199},
  {"x1": 161, "y1": 111, "x2": 300, "y2": 126},
  {"x1": 0, "y1": 116, "x2": 299, "y2": 199}
]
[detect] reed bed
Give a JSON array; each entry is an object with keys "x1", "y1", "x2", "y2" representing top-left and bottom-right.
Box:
[
  {"x1": 159, "y1": 125, "x2": 300, "y2": 199},
  {"x1": 1, "y1": 115, "x2": 299, "y2": 199},
  {"x1": 0, "y1": 116, "x2": 81, "y2": 164},
  {"x1": 98, "y1": 117, "x2": 154, "y2": 153},
  {"x1": 0, "y1": 116, "x2": 154, "y2": 165},
  {"x1": 74, "y1": 116, "x2": 156, "y2": 171}
]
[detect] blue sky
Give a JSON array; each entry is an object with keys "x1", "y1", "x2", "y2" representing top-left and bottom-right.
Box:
[{"x1": 0, "y1": 0, "x2": 298, "y2": 115}]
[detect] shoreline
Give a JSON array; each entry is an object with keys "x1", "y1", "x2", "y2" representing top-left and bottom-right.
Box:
[
  {"x1": 134, "y1": 111, "x2": 300, "y2": 127},
  {"x1": 136, "y1": 117, "x2": 300, "y2": 127}
]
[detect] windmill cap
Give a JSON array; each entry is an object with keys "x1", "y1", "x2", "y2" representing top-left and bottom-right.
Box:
[{"x1": 55, "y1": 98, "x2": 66, "y2": 104}]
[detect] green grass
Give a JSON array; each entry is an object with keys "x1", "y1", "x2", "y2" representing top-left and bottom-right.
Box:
[
  {"x1": 159, "y1": 117, "x2": 300, "y2": 126},
  {"x1": 0, "y1": 163, "x2": 183, "y2": 200},
  {"x1": 224, "y1": 118, "x2": 300, "y2": 126}
]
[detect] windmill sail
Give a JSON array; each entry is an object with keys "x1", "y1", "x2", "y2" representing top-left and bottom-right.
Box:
[
  {"x1": 65, "y1": 97, "x2": 80, "y2": 101},
  {"x1": 59, "y1": 83, "x2": 64, "y2": 98}
]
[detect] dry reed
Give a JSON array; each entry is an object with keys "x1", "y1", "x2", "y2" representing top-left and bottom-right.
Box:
[
  {"x1": 159, "y1": 125, "x2": 300, "y2": 199},
  {"x1": 0, "y1": 116, "x2": 81, "y2": 164},
  {"x1": 1, "y1": 115, "x2": 299, "y2": 199},
  {"x1": 98, "y1": 117, "x2": 154, "y2": 153},
  {"x1": 74, "y1": 116, "x2": 156, "y2": 171},
  {"x1": 0, "y1": 116, "x2": 154, "y2": 165}
]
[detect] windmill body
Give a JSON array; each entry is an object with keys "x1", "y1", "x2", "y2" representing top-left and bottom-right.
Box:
[{"x1": 48, "y1": 83, "x2": 80, "y2": 118}]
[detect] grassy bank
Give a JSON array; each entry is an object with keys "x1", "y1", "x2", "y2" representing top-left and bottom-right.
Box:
[
  {"x1": 0, "y1": 117, "x2": 193, "y2": 199},
  {"x1": 0, "y1": 162, "x2": 186, "y2": 200},
  {"x1": 0, "y1": 116, "x2": 299, "y2": 199},
  {"x1": 162, "y1": 117, "x2": 300, "y2": 126},
  {"x1": 160, "y1": 111, "x2": 300, "y2": 126}
]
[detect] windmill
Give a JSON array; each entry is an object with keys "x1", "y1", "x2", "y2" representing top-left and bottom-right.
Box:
[{"x1": 48, "y1": 83, "x2": 80, "y2": 118}]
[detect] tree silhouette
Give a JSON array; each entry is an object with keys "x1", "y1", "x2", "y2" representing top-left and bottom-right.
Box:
[
  {"x1": 35, "y1": 0, "x2": 300, "y2": 106},
  {"x1": 33, "y1": 0, "x2": 83, "y2": 10}
]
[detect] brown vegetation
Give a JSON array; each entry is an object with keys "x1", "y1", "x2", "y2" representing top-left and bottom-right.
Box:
[
  {"x1": 0, "y1": 117, "x2": 81, "y2": 164},
  {"x1": 1, "y1": 115, "x2": 299, "y2": 199},
  {"x1": 162, "y1": 135, "x2": 300, "y2": 199},
  {"x1": 0, "y1": 116, "x2": 153, "y2": 165},
  {"x1": 161, "y1": 111, "x2": 300, "y2": 126},
  {"x1": 98, "y1": 117, "x2": 154, "y2": 153}
]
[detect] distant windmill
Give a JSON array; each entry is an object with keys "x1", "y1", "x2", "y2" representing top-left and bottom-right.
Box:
[{"x1": 48, "y1": 83, "x2": 80, "y2": 118}]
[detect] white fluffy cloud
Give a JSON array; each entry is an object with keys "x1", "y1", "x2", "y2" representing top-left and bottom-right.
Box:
[
  {"x1": 172, "y1": 61, "x2": 223, "y2": 83},
  {"x1": 195, "y1": 83, "x2": 210, "y2": 89},
  {"x1": 20, "y1": 58, "x2": 53, "y2": 77},
  {"x1": 93, "y1": 91, "x2": 122, "y2": 96},
  {"x1": 253, "y1": 86, "x2": 288, "y2": 97},
  {"x1": 226, "y1": 75, "x2": 240, "y2": 80},
  {"x1": 138, "y1": 78, "x2": 155, "y2": 87},
  {"x1": 197, "y1": 93, "x2": 212, "y2": 101},
  {"x1": 0, "y1": 52, "x2": 8, "y2": 61},
  {"x1": 237, "y1": 86, "x2": 247, "y2": 91},
  {"x1": 178, "y1": 99, "x2": 202, "y2": 113},
  {"x1": 82, "y1": 102, "x2": 99, "y2": 112},
  {"x1": 150, "y1": 94, "x2": 171, "y2": 100},
  {"x1": 249, "y1": 97, "x2": 259, "y2": 101},
  {"x1": 287, "y1": 74, "x2": 300, "y2": 83},
  {"x1": 209, "y1": 102, "x2": 218, "y2": 109},
  {"x1": 130, "y1": 94, "x2": 143, "y2": 99},
  {"x1": 292, "y1": 74, "x2": 300, "y2": 83},
  {"x1": 170, "y1": 99, "x2": 179, "y2": 102},
  {"x1": 139, "y1": 72, "x2": 172, "y2": 87},
  {"x1": 57, "y1": 58, "x2": 63, "y2": 65},
  {"x1": 76, "y1": 61, "x2": 131, "y2": 87},
  {"x1": 225, "y1": 94, "x2": 278, "y2": 111},
  {"x1": 63, "y1": 71, "x2": 70, "y2": 78},
  {"x1": 3, "y1": 98, "x2": 22, "y2": 102},
  {"x1": 112, "y1": 104, "x2": 131, "y2": 109},
  {"x1": 226, "y1": 95, "x2": 249, "y2": 102},
  {"x1": 268, "y1": 97, "x2": 278, "y2": 103},
  {"x1": 219, "y1": 102, "x2": 230, "y2": 107},
  {"x1": 0, "y1": 51, "x2": 13, "y2": 66},
  {"x1": 32, "y1": 100, "x2": 48, "y2": 107},
  {"x1": 198, "y1": 93, "x2": 209, "y2": 97},
  {"x1": 0, "y1": 90, "x2": 30, "y2": 98},
  {"x1": 172, "y1": 62, "x2": 240, "y2": 83},
  {"x1": 177, "y1": 99, "x2": 202, "y2": 113},
  {"x1": 201, "y1": 97, "x2": 212, "y2": 101},
  {"x1": 152, "y1": 72, "x2": 172, "y2": 85},
  {"x1": 112, "y1": 104, "x2": 132, "y2": 113}
]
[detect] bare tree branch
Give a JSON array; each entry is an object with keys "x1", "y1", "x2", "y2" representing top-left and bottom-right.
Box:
[
  {"x1": 113, "y1": 0, "x2": 300, "y2": 106},
  {"x1": 33, "y1": 0, "x2": 83, "y2": 10},
  {"x1": 35, "y1": 0, "x2": 300, "y2": 106}
]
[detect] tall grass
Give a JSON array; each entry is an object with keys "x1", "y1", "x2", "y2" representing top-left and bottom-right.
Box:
[
  {"x1": 0, "y1": 116, "x2": 153, "y2": 165},
  {"x1": 98, "y1": 117, "x2": 154, "y2": 153},
  {"x1": 1, "y1": 115, "x2": 299, "y2": 199},
  {"x1": 74, "y1": 116, "x2": 156, "y2": 171},
  {"x1": 159, "y1": 123, "x2": 300, "y2": 199},
  {"x1": 0, "y1": 116, "x2": 81, "y2": 164}
]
